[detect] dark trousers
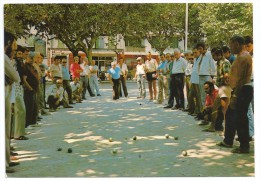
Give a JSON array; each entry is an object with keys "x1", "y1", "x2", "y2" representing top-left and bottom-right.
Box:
[
  {"x1": 236, "y1": 85, "x2": 253, "y2": 149},
  {"x1": 112, "y1": 78, "x2": 120, "y2": 100},
  {"x1": 80, "y1": 76, "x2": 93, "y2": 98},
  {"x1": 172, "y1": 73, "x2": 185, "y2": 108},
  {"x1": 167, "y1": 75, "x2": 175, "y2": 107},
  {"x1": 24, "y1": 90, "x2": 37, "y2": 127},
  {"x1": 63, "y1": 80, "x2": 73, "y2": 102},
  {"x1": 224, "y1": 85, "x2": 253, "y2": 148},
  {"x1": 47, "y1": 95, "x2": 60, "y2": 109},
  {"x1": 119, "y1": 75, "x2": 128, "y2": 97}
]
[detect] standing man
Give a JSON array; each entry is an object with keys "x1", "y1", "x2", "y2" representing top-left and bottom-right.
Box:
[
  {"x1": 80, "y1": 57, "x2": 93, "y2": 99},
  {"x1": 217, "y1": 35, "x2": 253, "y2": 154},
  {"x1": 171, "y1": 49, "x2": 187, "y2": 110},
  {"x1": 164, "y1": 54, "x2": 176, "y2": 108},
  {"x1": 49, "y1": 56, "x2": 62, "y2": 84},
  {"x1": 186, "y1": 47, "x2": 202, "y2": 115},
  {"x1": 211, "y1": 47, "x2": 231, "y2": 87},
  {"x1": 145, "y1": 52, "x2": 158, "y2": 101},
  {"x1": 222, "y1": 45, "x2": 236, "y2": 64},
  {"x1": 156, "y1": 53, "x2": 169, "y2": 104},
  {"x1": 117, "y1": 57, "x2": 128, "y2": 98},
  {"x1": 70, "y1": 56, "x2": 83, "y2": 80},
  {"x1": 12, "y1": 45, "x2": 28, "y2": 140},
  {"x1": 196, "y1": 42, "x2": 216, "y2": 107},
  {"x1": 61, "y1": 58, "x2": 74, "y2": 104},
  {"x1": 23, "y1": 52, "x2": 39, "y2": 128},
  {"x1": 89, "y1": 60, "x2": 101, "y2": 96},
  {"x1": 244, "y1": 35, "x2": 254, "y2": 141},
  {"x1": 107, "y1": 61, "x2": 121, "y2": 100},
  {"x1": 135, "y1": 57, "x2": 146, "y2": 99},
  {"x1": 5, "y1": 30, "x2": 21, "y2": 173}
]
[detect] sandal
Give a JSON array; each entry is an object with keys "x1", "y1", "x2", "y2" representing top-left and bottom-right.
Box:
[
  {"x1": 14, "y1": 136, "x2": 29, "y2": 140},
  {"x1": 216, "y1": 141, "x2": 232, "y2": 148}
]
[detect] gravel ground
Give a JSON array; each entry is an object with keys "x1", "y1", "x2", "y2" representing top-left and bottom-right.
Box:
[{"x1": 6, "y1": 81, "x2": 255, "y2": 179}]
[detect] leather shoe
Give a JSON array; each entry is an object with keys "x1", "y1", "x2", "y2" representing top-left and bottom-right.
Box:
[
  {"x1": 163, "y1": 105, "x2": 172, "y2": 109},
  {"x1": 6, "y1": 167, "x2": 15, "y2": 173},
  {"x1": 64, "y1": 105, "x2": 73, "y2": 108},
  {"x1": 9, "y1": 162, "x2": 20, "y2": 167},
  {"x1": 171, "y1": 107, "x2": 179, "y2": 110},
  {"x1": 69, "y1": 101, "x2": 75, "y2": 104}
]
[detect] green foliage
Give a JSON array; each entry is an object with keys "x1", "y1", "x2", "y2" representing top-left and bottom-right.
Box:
[
  {"x1": 196, "y1": 3, "x2": 253, "y2": 46},
  {"x1": 4, "y1": 3, "x2": 253, "y2": 56}
]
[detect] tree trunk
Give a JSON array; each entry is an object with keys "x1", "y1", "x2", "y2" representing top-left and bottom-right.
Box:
[{"x1": 86, "y1": 47, "x2": 93, "y2": 62}]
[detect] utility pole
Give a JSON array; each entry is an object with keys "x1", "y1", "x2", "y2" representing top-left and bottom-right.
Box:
[{"x1": 185, "y1": 3, "x2": 188, "y2": 51}]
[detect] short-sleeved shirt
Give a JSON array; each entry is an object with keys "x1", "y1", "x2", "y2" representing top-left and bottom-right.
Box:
[
  {"x1": 62, "y1": 65, "x2": 71, "y2": 80},
  {"x1": 145, "y1": 59, "x2": 158, "y2": 72},
  {"x1": 89, "y1": 65, "x2": 99, "y2": 78},
  {"x1": 70, "y1": 82, "x2": 81, "y2": 92},
  {"x1": 205, "y1": 89, "x2": 219, "y2": 107},
  {"x1": 136, "y1": 64, "x2": 146, "y2": 75},
  {"x1": 218, "y1": 85, "x2": 232, "y2": 99},
  {"x1": 49, "y1": 64, "x2": 62, "y2": 78},
  {"x1": 107, "y1": 67, "x2": 120, "y2": 79},
  {"x1": 70, "y1": 63, "x2": 82, "y2": 79},
  {"x1": 117, "y1": 63, "x2": 128, "y2": 75},
  {"x1": 80, "y1": 63, "x2": 90, "y2": 76}
]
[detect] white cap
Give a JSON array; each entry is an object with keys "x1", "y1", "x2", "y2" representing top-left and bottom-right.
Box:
[{"x1": 136, "y1": 57, "x2": 142, "y2": 60}]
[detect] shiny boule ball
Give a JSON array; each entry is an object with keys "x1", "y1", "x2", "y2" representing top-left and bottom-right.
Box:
[
  {"x1": 165, "y1": 134, "x2": 169, "y2": 139},
  {"x1": 133, "y1": 136, "x2": 137, "y2": 140},
  {"x1": 174, "y1": 136, "x2": 179, "y2": 140},
  {"x1": 182, "y1": 150, "x2": 188, "y2": 156},
  {"x1": 57, "y1": 148, "x2": 62, "y2": 151},
  {"x1": 68, "y1": 148, "x2": 72, "y2": 153},
  {"x1": 109, "y1": 138, "x2": 113, "y2": 142}
]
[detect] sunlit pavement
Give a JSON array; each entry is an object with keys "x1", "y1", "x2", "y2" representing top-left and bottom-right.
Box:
[{"x1": 8, "y1": 81, "x2": 255, "y2": 177}]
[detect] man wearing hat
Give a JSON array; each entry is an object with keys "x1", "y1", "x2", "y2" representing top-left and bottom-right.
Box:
[{"x1": 134, "y1": 57, "x2": 146, "y2": 99}]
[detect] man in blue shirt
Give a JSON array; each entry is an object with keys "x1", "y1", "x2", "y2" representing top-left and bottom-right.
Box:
[
  {"x1": 61, "y1": 59, "x2": 74, "y2": 104},
  {"x1": 156, "y1": 53, "x2": 169, "y2": 104},
  {"x1": 107, "y1": 61, "x2": 121, "y2": 100}
]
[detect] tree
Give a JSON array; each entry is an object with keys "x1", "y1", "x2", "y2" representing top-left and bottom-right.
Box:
[{"x1": 195, "y1": 3, "x2": 253, "y2": 46}]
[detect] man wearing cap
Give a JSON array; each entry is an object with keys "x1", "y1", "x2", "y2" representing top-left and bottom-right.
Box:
[
  {"x1": 134, "y1": 57, "x2": 146, "y2": 99},
  {"x1": 107, "y1": 61, "x2": 121, "y2": 100}
]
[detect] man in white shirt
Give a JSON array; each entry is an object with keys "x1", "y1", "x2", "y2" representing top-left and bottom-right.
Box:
[
  {"x1": 117, "y1": 57, "x2": 128, "y2": 98},
  {"x1": 171, "y1": 49, "x2": 187, "y2": 110},
  {"x1": 5, "y1": 30, "x2": 21, "y2": 173},
  {"x1": 80, "y1": 57, "x2": 93, "y2": 99},
  {"x1": 48, "y1": 56, "x2": 62, "y2": 84},
  {"x1": 196, "y1": 42, "x2": 216, "y2": 106},
  {"x1": 134, "y1": 57, "x2": 146, "y2": 99},
  {"x1": 46, "y1": 79, "x2": 73, "y2": 112},
  {"x1": 145, "y1": 52, "x2": 158, "y2": 101},
  {"x1": 89, "y1": 60, "x2": 101, "y2": 96}
]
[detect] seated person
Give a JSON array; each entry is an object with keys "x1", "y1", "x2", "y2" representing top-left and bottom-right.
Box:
[
  {"x1": 70, "y1": 77, "x2": 82, "y2": 103},
  {"x1": 203, "y1": 73, "x2": 232, "y2": 132},
  {"x1": 196, "y1": 81, "x2": 219, "y2": 125},
  {"x1": 46, "y1": 79, "x2": 73, "y2": 112}
]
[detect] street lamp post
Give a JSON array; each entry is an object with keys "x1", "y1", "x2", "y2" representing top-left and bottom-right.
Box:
[{"x1": 185, "y1": 3, "x2": 188, "y2": 51}]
